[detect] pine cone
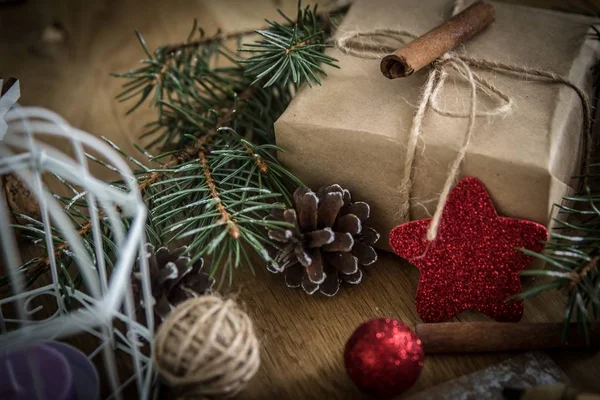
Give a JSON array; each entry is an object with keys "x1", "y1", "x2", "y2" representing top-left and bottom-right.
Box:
[
  {"x1": 2, "y1": 173, "x2": 40, "y2": 227},
  {"x1": 268, "y1": 185, "x2": 380, "y2": 296},
  {"x1": 133, "y1": 244, "x2": 214, "y2": 321}
]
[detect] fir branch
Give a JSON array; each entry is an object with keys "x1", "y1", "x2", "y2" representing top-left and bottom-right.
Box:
[
  {"x1": 8, "y1": 216, "x2": 95, "y2": 292},
  {"x1": 4, "y1": 2, "x2": 341, "y2": 291},
  {"x1": 134, "y1": 81, "x2": 263, "y2": 192},
  {"x1": 162, "y1": 27, "x2": 258, "y2": 55},
  {"x1": 243, "y1": 142, "x2": 270, "y2": 174},
  {"x1": 199, "y1": 150, "x2": 241, "y2": 239},
  {"x1": 5, "y1": 81, "x2": 260, "y2": 291},
  {"x1": 515, "y1": 165, "x2": 600, "y2": 342},
  {"x1": 517, "y1": 19, "x2": 600, "y2": 340},
  {"x1": 2, "y1": 162, "x2": 163, "y2": 296},
  {"x1": 240, "y1": 2, "x2": 339, "y2": 87}
]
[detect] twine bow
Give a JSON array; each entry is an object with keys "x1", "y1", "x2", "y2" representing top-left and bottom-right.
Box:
[{"x1": 336, "y1": 20, "x2": 591, "y2": 242}]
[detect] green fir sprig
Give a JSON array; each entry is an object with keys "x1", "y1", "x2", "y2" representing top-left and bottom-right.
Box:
[
  {"x1": 3, "y1": 2, "x2": 340, "y2": 293},
  {"x1": 240, "y1": 2, "x2": 339, "y2": 87},
  {"x1": 515, "y1": 22, "x2": 600, "y2": 342},
  {"x1": 514, "y1": 164, "x2": 600, "y2": 342}
]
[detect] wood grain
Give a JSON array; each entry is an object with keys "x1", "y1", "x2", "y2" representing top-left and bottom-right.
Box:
[{"x1": 1, "y1": 0, "x2": 599, "y2": 399}]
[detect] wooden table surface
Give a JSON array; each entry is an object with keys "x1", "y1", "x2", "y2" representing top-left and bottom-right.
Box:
[{"x1": 1, "y1": 0, "x2": 599, "y2": 399}]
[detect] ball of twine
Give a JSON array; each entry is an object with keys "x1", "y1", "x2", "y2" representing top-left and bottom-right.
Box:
[{"x1": 153, "y1": 295, "x2": 260, "y2": 399}]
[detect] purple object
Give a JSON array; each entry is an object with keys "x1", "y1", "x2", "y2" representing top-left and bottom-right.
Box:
[
  {"x1": 44, "y1": 342, "x2": 99, "y2": 400},
  {"x1": 0, "y1": 343, "x2": 75, "y2": 400},
  {"x1": 0, "y1": 341, "x2": 99, "y2": 400}
]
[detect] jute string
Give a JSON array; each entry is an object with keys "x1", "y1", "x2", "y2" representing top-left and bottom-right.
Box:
[
  {"x1": 335, "y1": 6, "x2": 591, "y2": 242},
  {"x1": 153, "y1": 296, "x2": 260, "y2": 399}
]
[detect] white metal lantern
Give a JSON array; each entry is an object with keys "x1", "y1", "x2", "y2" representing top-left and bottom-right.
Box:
[{"x1": 0, "y1": 80, "x2": 155, "y2": 399}]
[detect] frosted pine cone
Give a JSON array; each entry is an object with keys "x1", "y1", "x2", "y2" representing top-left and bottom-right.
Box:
[
  {"x1": 268, "y1": 185, "x2": 380, "y2": 296},
  {"x1": 133, "y1": 244, "x2": 214, "y2": 321}
]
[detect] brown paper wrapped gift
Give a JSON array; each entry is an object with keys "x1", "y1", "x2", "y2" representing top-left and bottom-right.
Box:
[{"x1": 274, "y1": 0, "x2": 600, "y2": 250}]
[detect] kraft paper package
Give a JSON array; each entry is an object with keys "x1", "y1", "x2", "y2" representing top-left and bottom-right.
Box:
[{"x1": 275, "y1": 0, "x2": 600, "y2": 250}]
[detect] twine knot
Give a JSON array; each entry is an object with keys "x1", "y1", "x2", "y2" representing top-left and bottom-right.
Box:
[{"x1": 336, "y1": 17, "x2": 591, "y2": 242}]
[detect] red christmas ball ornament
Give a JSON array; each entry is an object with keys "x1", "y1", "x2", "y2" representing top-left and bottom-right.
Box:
[{"x1": 344, "y1": 318, "x2": 424, "y2": 398}]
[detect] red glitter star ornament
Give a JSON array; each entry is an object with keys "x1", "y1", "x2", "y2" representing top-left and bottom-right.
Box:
[{"x1": 389, "y1": 177, "x2": 548, "y2": 323}]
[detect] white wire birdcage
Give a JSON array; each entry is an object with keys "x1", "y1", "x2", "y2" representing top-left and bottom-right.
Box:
[{"x1": 0, "y1": 80, "x2": 156, "y2": 399}]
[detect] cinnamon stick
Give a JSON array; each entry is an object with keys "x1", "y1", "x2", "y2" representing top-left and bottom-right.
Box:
[
  {"x1": 416, "y1": 322, "x2": 600, "y2": 354},
  {"x1": 380, "y1": 1, "x2": 495, "y2": 79}
]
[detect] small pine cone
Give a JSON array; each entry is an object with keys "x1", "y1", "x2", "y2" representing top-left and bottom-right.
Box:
[
  {"x1": 2, "y1": 173, "x2": 40, "y2": 227},
  {"x1": 268, "y1": 184, "x2": 380, "y2": 296},
  {"x1": 132, "y1": 244, "x2": 214, "y2": 322}
]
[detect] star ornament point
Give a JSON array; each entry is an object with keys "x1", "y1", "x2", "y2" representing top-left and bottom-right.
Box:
[{"x1": 389, "y1": 177, "x2": 548, "y2": 323}]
